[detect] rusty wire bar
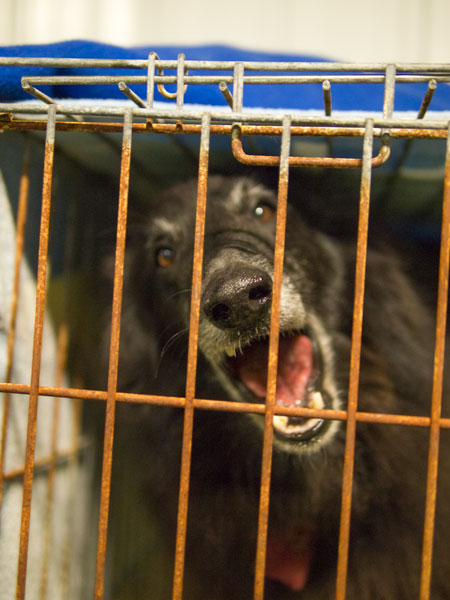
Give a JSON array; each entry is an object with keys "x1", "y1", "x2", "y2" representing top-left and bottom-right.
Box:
[
  {"x1": 1, "y1": 103, "x2": 449, "y2": 132},
  {"x1": 231, "y1": 123, "x2": 390, "y2": 169},
  {"x1": 172, "y1": 113, "x2": 211, "y2": 600},
  {"x1": 1, "y1": 119, "x2": 447, "y2": 141},
  {"x1": 15, "y1": 104, "x2": 56, "y2": 600},
  {"x1": 419, "y1": 123, "x2": 450, "y2": 600},
  {"x1": 61, "y1": 393, "x2": 84, "y2": 597},
  {"x1": 4, "y1": 445, "x2": 87, "y2": 482},
  {"x1": 0, "y1": 145, "x2": 30, "y2": 522},
  {"x1": 39, "y1": 323, "x2": 69, "y2": 600},
  {"x1": 253, "y1": 115, "x2": 292, "y2": 600},
  {"x1": 3, "y1": 380, "x2": 450, "y2": 430},
  {"x1": 93, "y1": 108, "x2": 133, "y2": 600},
  {"x1": 335, "y1": 119, "x2": 374, "y2": 600}
]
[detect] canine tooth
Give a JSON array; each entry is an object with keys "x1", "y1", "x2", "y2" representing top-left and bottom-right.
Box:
[
  {"x1": 225, "y1": 346, "x2": 236, "y2": 357},
  {"x1": 309, "y1": 391, "x2": 324, "y2": 410},
  {"x1": 273, "y1": 415, "x2": 289, "y2": 431}
]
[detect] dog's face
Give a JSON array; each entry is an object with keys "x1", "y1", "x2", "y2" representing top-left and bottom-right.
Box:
[{"x1": 134, "y1": 176, "x2": 346, "y2": 452}]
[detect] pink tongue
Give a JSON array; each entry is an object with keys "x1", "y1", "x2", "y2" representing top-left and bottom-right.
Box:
[
  {"x1": 239, "y1": 335, "x2": 313, "y2": 407},
  {"x1": 265, "y1": 532, "x2": 314, "y2": 591}
]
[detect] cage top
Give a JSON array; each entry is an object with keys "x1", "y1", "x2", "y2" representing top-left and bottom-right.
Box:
[{"x1": 1, "y1": 40, "x2": 450, "y2": 118}]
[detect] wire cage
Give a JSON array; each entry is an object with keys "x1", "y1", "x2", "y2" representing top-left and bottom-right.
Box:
[{"x1": 0, "y1": 53, "x2": 450, "y2": 600}]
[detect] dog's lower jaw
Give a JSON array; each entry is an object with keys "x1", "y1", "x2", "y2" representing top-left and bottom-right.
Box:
[{"x1": 201, "y1": 317, "x2": 342, "y2": 455}]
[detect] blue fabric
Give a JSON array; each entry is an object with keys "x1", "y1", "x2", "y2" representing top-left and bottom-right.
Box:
[{"x1": 1, "y1": 40, "x2": 449, "y2": 112}]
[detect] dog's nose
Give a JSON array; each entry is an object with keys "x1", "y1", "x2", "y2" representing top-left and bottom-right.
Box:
[{"x1": 202, "y1": 266, "x2": 272, "y2": 329}]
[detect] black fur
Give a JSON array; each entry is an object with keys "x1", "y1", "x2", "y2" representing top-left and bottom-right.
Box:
[{"x1": 104, "y1": 175, "x2": 450, "y2": 599}]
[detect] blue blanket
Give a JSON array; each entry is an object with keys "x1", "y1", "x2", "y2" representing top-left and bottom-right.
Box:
[{"x1": 1, "y1": 40, "x2": 449, "y2": 113}]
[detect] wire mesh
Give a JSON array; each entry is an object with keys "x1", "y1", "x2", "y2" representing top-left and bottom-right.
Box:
[{"x1": 0, "y1": 55, "x2": 449, "y2": 600}]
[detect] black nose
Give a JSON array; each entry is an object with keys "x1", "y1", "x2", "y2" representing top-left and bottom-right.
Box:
[{"x1": 202, "y1": 266, "x2": 272, "y2": 330}]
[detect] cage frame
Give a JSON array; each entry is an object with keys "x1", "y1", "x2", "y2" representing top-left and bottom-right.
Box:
[{"x1": 0, "y1": 54, "x2": 449, "y2": 600}]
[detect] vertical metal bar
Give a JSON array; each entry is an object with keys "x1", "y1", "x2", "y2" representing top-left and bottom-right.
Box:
[
  {"x1": 16, "y1": 105, "x2": 56, "y2": 600},
  {"x1": 322, "y1": 80, "x2": 332, "y2": 116},
  {"x1": 322, "y1": 80, "x2": 333, "y2": 157},
  {"x1": 253, "y1": 115, "x2": 292, "y2": 600},
  {"x1": 380, "y1": 64, "x2": 396, "y2": 153},
  {"x1": 176, "y1": 53, "x2": 186, "y2": 111},
  {"x1": 382, "y1": 64, "x2": 396, "y2": 119},
  {"x1": 146, "y1": 52, "x2": 157, "y2": 107},
  {"x1": 94, "y1": 108, "x2": 133, "y2": 600},
  {"x1": 0, "y1": 144, "x2": 29, "y2": 521},
  {"x1": 232, "y1": 62, "x2": 244, "y2": 113},
  {"x1": 39, "y1": 323, "x2": 68, "y2": 600},
  {"x1": 335, "y1": 119, "x2": 374, "y2": 600},
  {"x1": 61, "y1": 392, "x2": 84, "y2": 597},
  {"x1": 172, "y1": 113, "x2": 211, "y2": 600},
  {"x1": 419, "y1": 124, "x2": 450, "y2": 600}
]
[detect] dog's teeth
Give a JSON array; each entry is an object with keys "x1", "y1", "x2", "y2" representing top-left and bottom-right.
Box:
[
  {"x1": 225, "y1": 346, "x2": 236, "y2": 357},
  {"x1": 309, "y1": 391, "x2": 324, "y2": 410},
  {"x1": 273, "y1": 415, "x2": 289, "y2": 431}
]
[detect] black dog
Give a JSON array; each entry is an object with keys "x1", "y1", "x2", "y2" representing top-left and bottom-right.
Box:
[{"x1": 107, "y1": 175, "x2": 450, "y2": 599}]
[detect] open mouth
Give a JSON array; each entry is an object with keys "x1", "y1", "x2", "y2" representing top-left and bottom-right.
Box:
[{"x1": 224, "y1": 330, "x2": 329, "y2": 441}]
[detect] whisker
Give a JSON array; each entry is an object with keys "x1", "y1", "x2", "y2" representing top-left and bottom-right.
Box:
[
  {"x1": 155, "y1": 327, "x2": 189, "y2": 378},
  {"x1": 166, "y1": 288, "x2": 192, "y2": 301}
]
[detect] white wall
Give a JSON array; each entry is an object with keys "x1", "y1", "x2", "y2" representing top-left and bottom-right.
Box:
[{"x1": 1, "y1": 0, "x2": 449, "y2": 63}]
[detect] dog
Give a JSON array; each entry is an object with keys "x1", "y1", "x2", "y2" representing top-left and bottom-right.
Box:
[{"x1": 104, "y1": 175, "x2": 450, "y2": 599}]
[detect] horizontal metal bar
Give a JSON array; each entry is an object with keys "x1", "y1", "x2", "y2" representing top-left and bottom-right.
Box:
[
  {"x1": 0, "y1": 104, "x2": 449, "y2": 130},
  {"x1": 1, "y1": 382, "x2": 450, "y2": 429},
  {"x1": 20, "y1": 74, "x2": 450, "y2": 87},
  {"x1": 2, "y1": 56, "x2": 450, "y2": 73},
  {"x1": 3, "y1": 445, "x2": 88, "y2": 481},
  {"x1": 1, "y1": 118, "x2": 447, "y2": 140},
  {"x1": 231, "y1": 124, "x2": 390, "y2": 168}
]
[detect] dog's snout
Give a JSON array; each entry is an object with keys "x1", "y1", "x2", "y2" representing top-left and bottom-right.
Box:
[{"x1": 202, "y1": 266, "x2": 272, "y2": 330}]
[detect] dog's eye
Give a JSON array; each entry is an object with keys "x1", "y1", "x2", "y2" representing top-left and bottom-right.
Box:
[
  {"x1": 155, "y1": 247, "x2": 176, "y2": 268},
  {"x1": 253, "y1": 201, "x2": 276, "y2": 222}
]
